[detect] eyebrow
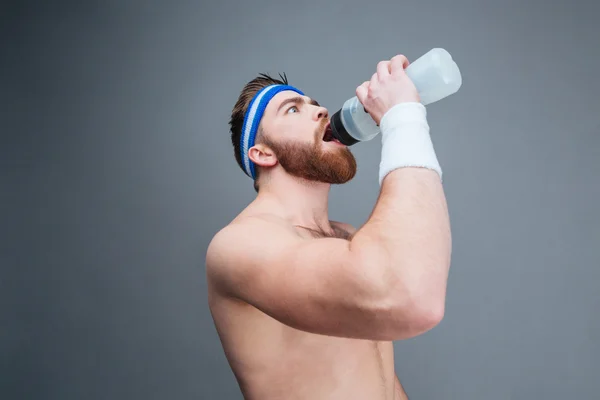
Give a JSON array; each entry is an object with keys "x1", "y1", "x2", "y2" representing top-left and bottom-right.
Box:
[{"x1": 276, "y1": 96, "x2": 320, "y2": 113}]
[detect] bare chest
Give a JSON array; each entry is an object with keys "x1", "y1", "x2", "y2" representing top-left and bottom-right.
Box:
[
  {"x1": 280, "y1": 329, "x2": 395, "y2": 383},
  {"x1": 212, "y1": 299, "x2": 396, "y2": 399}
]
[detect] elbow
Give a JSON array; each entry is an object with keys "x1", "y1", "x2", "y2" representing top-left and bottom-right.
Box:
[
  {"x1": 411, "y1": 296, "x2": 445, "y2": 332},
  {"x1": 361, "y1": 260, "x2": 446, "y2": 340},
  {"x1": 381, "y1": 280, "x2": 446, "y2": 340},
  {"x1": 403, "y1": 295, "x2": 445, "y2": 338}
]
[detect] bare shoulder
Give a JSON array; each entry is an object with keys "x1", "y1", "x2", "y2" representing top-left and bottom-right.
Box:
[
  {"x1": 205, "y1": 214, "x2": 299, "y2": 290},
  {"x1": 207, "y1": 214, "x2": 294, "y2": 261}
]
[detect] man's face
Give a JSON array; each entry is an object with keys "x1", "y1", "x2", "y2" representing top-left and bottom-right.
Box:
[{"x1": 258, "y1": 91, "x2": 357, "y2": 184}]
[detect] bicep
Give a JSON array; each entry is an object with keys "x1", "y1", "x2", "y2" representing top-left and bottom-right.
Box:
[{"x1": 206, "y1": 220, "x2": 393, "y2": 340}]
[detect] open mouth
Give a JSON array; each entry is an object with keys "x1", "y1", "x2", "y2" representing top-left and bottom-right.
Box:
[{"x1": 322, "y1": 123, "x2": 336, "y2": 142}]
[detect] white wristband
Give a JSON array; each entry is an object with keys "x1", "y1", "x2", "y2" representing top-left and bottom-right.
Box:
[{"x1": 378, "y1": 102, "x2": 442, "y2": 186}]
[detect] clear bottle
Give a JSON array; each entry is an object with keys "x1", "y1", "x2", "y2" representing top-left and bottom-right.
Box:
[{"x1": 329, "y1": 48, "x2": 463, "y2": 145}]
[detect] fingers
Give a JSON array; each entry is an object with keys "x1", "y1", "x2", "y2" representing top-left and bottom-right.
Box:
[
  {"x1": 377, "y1": 60, "x2": 391, "y2": 79},
  {"x1": 390, "y1": 54, "x2": 409, "y2": 74},
  {"x1": 369, "y1": 72, "x2": 379, "y2": 85},
  {"x1": 375, "y1": 56, "x2": 407, "y2": 81},
  {"x1": 357, "y1": 53, "x2": 410, "y2": 102},
  {"x1": 355, "y1": 80, "x2": 369, "y2": 103}
]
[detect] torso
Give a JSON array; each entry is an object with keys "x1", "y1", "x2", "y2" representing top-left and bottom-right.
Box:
[{"x1": 207, "y1": 206, "x2": 398, "y2": 400}]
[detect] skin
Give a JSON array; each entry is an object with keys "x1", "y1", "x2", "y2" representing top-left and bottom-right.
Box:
[{"x1": 206, "y1": 54, "x2": 451, "y2": 399}]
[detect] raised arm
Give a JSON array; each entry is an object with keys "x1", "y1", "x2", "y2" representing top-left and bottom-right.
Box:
[
  {"x1": 352, "y1": 54, "x2": 452, "y2": 327},
  {"x1": 206, "y1": 215, "x2": 435, "y2": 341}
]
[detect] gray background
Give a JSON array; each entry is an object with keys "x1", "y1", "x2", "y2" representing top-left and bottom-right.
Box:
[{"x1": 2, "y1": 0, "x2": 599, "y2": 399}]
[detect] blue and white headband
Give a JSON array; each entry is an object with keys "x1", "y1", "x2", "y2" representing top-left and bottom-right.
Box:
[{"x1": 240, "y1": 84, "x2": 304, "y2": 179}]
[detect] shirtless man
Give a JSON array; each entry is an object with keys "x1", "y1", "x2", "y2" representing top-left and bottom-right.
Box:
[{"x1": 206, "y1": 54, "x2": 452, "y2": 399}]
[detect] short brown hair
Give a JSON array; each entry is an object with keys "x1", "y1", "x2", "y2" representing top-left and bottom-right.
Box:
[{"x1": 229, "y1": 72, "x2": 289, "y2": 193}]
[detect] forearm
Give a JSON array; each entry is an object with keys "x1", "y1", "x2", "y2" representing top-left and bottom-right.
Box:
[
  {"x1": 350, "y1": 104, "x2": 452, "y2": 316},
  {"x1": 362, "y1": 168, "x2": 451, "y2": 306}
]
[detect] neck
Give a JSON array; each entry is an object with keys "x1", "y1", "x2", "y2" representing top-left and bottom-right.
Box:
[{"x1": 256, "y1": 171, "x2": 333, "y2": 231}]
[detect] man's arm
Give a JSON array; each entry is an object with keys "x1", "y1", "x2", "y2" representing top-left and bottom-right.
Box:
[
  {"x1": 206, "y1": 216, "x2": 433, "y2": 341},
  {"x1": 352, "y1": 54, "x2": 452, "y2": 325},
  {"x1": 351, "y1": 166, "x2": 451, "y2": 326}
]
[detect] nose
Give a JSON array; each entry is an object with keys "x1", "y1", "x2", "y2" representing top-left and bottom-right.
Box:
[{"x1": 314, "y1": 105, "x2": 329, "y2": 121}]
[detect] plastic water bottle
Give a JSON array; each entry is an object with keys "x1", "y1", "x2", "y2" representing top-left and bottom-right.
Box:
[{"x1": 329, "y1": 48, "x2": 462, "y2": 146}]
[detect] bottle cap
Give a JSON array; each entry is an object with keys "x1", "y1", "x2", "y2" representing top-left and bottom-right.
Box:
[{"x1": 329, "y1": 109, "x2": 360, "y2": 146}]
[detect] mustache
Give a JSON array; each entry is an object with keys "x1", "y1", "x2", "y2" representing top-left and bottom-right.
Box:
[{"x1": 314, "y1": 117, "x2": 330, "y2": 139}]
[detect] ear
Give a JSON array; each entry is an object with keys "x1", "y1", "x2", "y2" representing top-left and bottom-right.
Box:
[{"x1": 248, "y1": 143, "x2": 278, "y2": 168}]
